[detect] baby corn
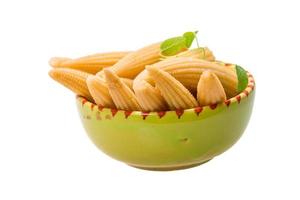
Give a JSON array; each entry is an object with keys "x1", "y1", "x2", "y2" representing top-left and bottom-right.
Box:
[
  {"x1": 96, "y1": 73, "x2": 133, "y2": 88},
  {"x1": 49, "y1": 52, "x2": 130, "y2": 74},
  {"x1": 197, "y1": 71, "x2": 226, "y2": 106},
  {"x1": 49, "y1": 57, "x2": 71, "y2": 67},
  {"x1": 146, "y1": 66, "x2": 198, "y2": 110},
  {"x1": 86, "y1": 75, "x2": 115, "y2": 108},
  {"x1": 134, "y1": 80, "x2": 168, "y2": 112},
  {"x1": 104, "y1": 69, "x2": 142, "y2": 111},
  {"x1": 161, "y1": 47, "x2": 215, "y2": 61},
  {"x1": 136, "y1": 57, "x2": 238, "y2": 98},
  {"x1": 49, "y1": 68, "x2": 93, "y2": 101},
  {"x1": 121, "y1": 78, "x2": 133, "y2": 90},
  {"x1": 98, "y1": 42, "x2": 162, "y2": 79}
]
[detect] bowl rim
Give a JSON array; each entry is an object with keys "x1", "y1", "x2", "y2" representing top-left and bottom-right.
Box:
[{"x1": 77, "y1": 72, "x2": 255, "y2": 119}]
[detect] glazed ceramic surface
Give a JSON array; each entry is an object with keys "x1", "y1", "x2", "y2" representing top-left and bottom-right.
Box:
[{"x1": 76, "y1": 73, "x2": 255, "y2": 170}]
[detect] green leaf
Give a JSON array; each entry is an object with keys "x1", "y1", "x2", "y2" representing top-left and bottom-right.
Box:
[
  {"x1": 236, "y1": 65, "x2": 248, "y2": 93},
  {"x1": 183, "y1": 32, "x2": 196, "y2": 48},
  {"x1": 160, "y1": 36, "x2": 187, "y2": 56}
]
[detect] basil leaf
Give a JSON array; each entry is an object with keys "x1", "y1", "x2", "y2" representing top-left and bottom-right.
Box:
[
  {"x1": 236, "y1": 65, "x2": 248, "y2": 93},
  {"x1": 183, "y1": 32, "x2": 196, "y2": 48},
  {"x1": 160, "y1": 36, "x2": 187, "y2": 56}
]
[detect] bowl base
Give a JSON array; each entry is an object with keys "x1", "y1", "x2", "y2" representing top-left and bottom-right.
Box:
[{"x1": 128, "y1": 159, "x2": 212, "y2": 171}]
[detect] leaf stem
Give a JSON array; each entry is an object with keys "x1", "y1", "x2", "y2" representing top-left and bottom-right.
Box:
[
  {"x1": 201, "y1": 47, "x2": 205, "y2": 58},
  {"x1": 195, "y1": 32, "x2": 200, "y2": 48}
]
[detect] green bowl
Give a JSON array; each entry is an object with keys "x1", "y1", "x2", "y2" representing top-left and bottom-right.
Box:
[{"x1": 76, "y1": 73, "x2": 255, "y2": 171}]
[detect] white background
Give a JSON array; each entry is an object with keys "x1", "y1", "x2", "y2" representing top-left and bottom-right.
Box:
[{"x1": 0, "y1": 0, "x2": 299, "y2": 199}]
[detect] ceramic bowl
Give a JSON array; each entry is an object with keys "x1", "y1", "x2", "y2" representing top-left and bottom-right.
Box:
[{"x1": 76, "y1": 73, "x2": 255, "y2": 171}]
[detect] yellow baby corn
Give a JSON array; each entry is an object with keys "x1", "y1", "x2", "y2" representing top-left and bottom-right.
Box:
[
  {"x1": 49, "y1": 68, "x2": 93, "y2": 101},
  {"x1": 49, "y1": 57, "x2": 71, "y2": 67},
  {"x1": 134, "y1": 80, "x2": 168, "y2": 112},
  {"x1": 104, "y1": 69, "x2": 142, "y2": 111},
  {"x1": 161, "y1": 47, "x2": 215, "y2": 61},
  {"x1": 146, "y1": 66, "x2": 198, "y2": 110},
  {"x1": 86, "y1": 75, "x2": 115, "y2": 108},
  {"x1": 121, "y1": 78, "x2": 133, "y2": 90},
  {"x1": 95, "y1": 74, "x2": 133, "y2": 88},
  {"x1": 197, "y1": 71, "x2": 226, "y2": 106},
  {"x1": 98, "y1": 42, "x2": 162, "y2": 79},
  {"x1": 170, "y1": 68, "x2": 236, "y2": 98},
  {"x1": 49, "y1": 52, "x2": 130, "y2": 74},
  {"x1": 135, "y1": 57, "x2": 238, "y2": 98}
]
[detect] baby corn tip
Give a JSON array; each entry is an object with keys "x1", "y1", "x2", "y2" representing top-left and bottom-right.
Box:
[
  {"x1": 145, "y1": 65, "x2": 159, "y2": 74},
  {"x1": 201, "y1": 70, "x2": 213, "y2": 78},
  {"x1": 103, "y1": 68, "x2": 122, "y2": 87},
  {"x1": 103, "y1": 68, "x2": 116, "y2": 80},
  {"x1": 48, "y1": 57, "x2": 70, "y2": 67},
  {"x1": 48, "y1": 69, "x2": 56, "y2": 79},
  {"x1": 86, "y1": 75, "x2": 94, "y2": 84}
]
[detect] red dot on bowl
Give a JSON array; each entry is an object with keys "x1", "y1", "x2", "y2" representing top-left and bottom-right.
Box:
[
  {"x1": 124, "y1": 111, "x2": 133, "y2": 119},
  {"x1": 110, "y1": 108, "x2": 118, "y2": 117},
  {"x1": 175, "y1": 110, "x2": 184, "y2": 119},
  {"x1": 141, "y1": 112, "x2": 150, "y2": 120},
  {"x1": 157, "y1": 111, "x2": 166, "y2": 119},
  {"x1": 194, "y1": 107, "x2": 203, "y2": 116},
  {"x1": 90, "y1": 104, "x2": 95, "y2": 111},
  {"x1": 249, "y1": 84, "x2": 255, "y2": 90},
  {"x1": 236, "y1": 95, "x2": 241, "y2": 103},
  {"x1": 98, "y1": 105, "x2": 104, "y2": 111},
  {"x1": 82, "y1": 99, "x2": 88, "y2": 106},
  {"x1": 225, "y1": 100, "x2": 231, "y2": 107},
  {"x1": 209, "y1": 104, "x2": 218, "y2": 110}
]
